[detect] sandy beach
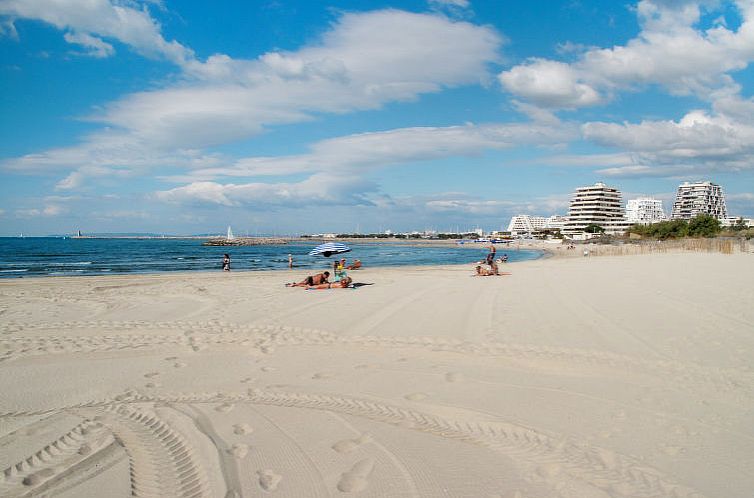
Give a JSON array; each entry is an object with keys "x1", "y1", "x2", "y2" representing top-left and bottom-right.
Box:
[{"x1": 1, "y1": 251, "x2": 752, "y2": 497}]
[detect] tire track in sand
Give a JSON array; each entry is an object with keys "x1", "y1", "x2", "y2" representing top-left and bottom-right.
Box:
[{"x1": 0, "y1": 389, "x2": 705, "y2": 498}]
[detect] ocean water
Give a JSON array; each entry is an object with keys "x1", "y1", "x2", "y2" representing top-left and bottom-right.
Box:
[{"x1": 0, "y1": 238, "x2": 543, "y2": 278}]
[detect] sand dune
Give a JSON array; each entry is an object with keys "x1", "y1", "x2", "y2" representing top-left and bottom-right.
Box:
[{"x1": 1, "y1": 252, "x2": 752, "y2": 497}]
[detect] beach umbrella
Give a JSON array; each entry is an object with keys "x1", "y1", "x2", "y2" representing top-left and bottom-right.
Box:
[{"x1": 309, "y1": 242, "x2": 351, "y2": 257}]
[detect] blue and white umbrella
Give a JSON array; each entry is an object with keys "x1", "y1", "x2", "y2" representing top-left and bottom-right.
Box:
[{"x1": 309, "y1": 242, "x2": 351, "y2": 257}]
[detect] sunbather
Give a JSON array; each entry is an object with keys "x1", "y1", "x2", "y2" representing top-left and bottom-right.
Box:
[
  {"x1": 346, "y1": 259, "x2": 362, "y2": 270},
  {"x1": 308, "y1": 276, "x2": 353, "y2": 289},
  {"x1": 475, "y1": 265, "x2": 496, "y2": 276},
  {"x1": 286, "y1": 271, "x2": 330, "y2": 287}
]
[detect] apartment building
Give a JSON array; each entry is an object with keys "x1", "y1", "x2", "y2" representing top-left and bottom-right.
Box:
[
  {"x1": 670, "y1": 181, "x2": 727, "y2": 220},
  {"x1": 506, "y1": 215, "x2": 565, "y2": 236},
  {"x1": 563, "y1": 182, "x2": 629, "y2": 238},
  {"x1": 625, "y1": 197, "x2": 666, "y2": 225}
]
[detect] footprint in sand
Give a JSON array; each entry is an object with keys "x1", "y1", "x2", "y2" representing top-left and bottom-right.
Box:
[
  {"x1": 337, "y1": 459, "x2": 375, "y2": 493},
  {"x1": 354, "y1": 363, "x2": 377, "y2": 369},
  {"x1": 240, "y1": 377, "x2": 257, "y2": 384},
  {"x1": 216, "y1": 403, "x2": 234, "y2": 413},
  {"x1": 312, "y1": 372, "x2": 334, "y2": 380},
  {"x1": 260, "y1": 366, "x2": 276, "y2": 372},
  {"x1": 144, "y1": 372, "x2": 160, "y2": 378},
  {"x1": 404, "y1": 392, "x2": 428, "y2": 401},
  {"x1": 174, "y1": 362, "x2": 187, "y2": 368},
  {"x1": 164, "y1": 356, "x2": 178, "y2": 361},
  {"x1": 233, "y1": 424, "x2": 253, "y2": 435},
  {"x1": 228, "y1": 443, "x2": 249, "y2": 459},
  {"x1": 257, "y1": 469, "x2": 282, "y2": 491},
  {"x1": 332, "y1": 433, "x2": 373, "y2": 453},
  {"x1": 144, "y1": 382, "x2": 161, "y2": 389},
  {"x1": 445, "y1": 372, "x2": 464, "y2": 383}
]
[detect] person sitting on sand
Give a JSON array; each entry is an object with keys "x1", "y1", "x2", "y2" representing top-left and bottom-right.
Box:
[
  {"x1": 346, "y1": 259, "x2": 361, "y2": 270},
  {"x1": 333, "y1": 258, "x2": 347, "y2": 281},
  {"x1": 286, "y1": 271, "x2": 330, "y2": 287},
  {"x1": 307, "y1": 276, "x2": 353, "y2": 289},
  {"x1": 475, "y1": 265, "x2": 496, "y2": 276}
]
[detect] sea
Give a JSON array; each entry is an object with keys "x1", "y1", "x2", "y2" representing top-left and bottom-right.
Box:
[{"x1": 0, "y1": 237, "x2": 543, "y2": 278}]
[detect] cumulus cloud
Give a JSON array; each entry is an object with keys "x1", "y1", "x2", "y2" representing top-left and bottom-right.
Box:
[
  {"x1": 499, "y1": 60, "x2": 602, "y2": 109},
  {"x1": 2, "y1": 8, "x2": 504, "y2": 186},
  {"x1": 0, "y1": 0, "x2": 194, "y2": 64},
  {"x1": 582, "y1": 95, "x2": 754, "y2": 175},
  {"x1": 499, "y1": 0, "x2": 754, "y2": 108}
]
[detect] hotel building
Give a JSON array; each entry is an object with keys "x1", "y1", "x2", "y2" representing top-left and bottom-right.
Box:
[
  {"x1": 563, "y1": 182, "x2": 629, "y2": 238},
  {"x1": 670, "y1": 181, "x2": 727, "y2": 220},
  {"x1": 625, "y1": 197, "x2": 666, "y2": 225}
]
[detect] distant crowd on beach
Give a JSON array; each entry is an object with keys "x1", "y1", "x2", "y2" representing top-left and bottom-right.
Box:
[
  {"x1": 222, "y1": 244, "x2": 511, "y2": 286},
  {"x1": 285, "y1": 256, "x2": 362, "y2": 289}
]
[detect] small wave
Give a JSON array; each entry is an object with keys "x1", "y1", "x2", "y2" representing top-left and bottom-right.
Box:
[{"x1": 0, "y1": 269, "x2": 28, "y2": 273}]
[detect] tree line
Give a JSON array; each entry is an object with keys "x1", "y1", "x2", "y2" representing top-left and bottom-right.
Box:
[{"x1": 629, "y1": 214, "x2": 750, "y2": 239}]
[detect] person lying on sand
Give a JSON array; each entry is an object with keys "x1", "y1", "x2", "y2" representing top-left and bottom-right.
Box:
[
  {"x1": 346, "y1": 259, "x2": 362, "y2": 270},
  {"x1": 475, "y1": 265, "x2": 496, "y2": 276},
  {"x1": 307, "y1": 276, "x2": 353, "y2": 289},
  {"x1": 286, "y1": 271, "x2": 330, "y2": 287}
]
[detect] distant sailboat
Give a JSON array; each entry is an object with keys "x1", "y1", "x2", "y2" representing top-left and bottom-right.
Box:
[{"x1": 226, "y1": 226, "x2": 235, "y2": 241}]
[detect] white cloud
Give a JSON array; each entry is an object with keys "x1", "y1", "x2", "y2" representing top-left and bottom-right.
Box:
[
  {"x1": 63, "y1": 31, "x2": 114, "y2": 58},
  {"x1": 2, "y1": 9, "x2": 504, "y2": 186},
  {"x1": 155, "y1": 174, "x2": 379, "y2": 208},
  {"x1": 426, "y1": 198, "x2": 513, "y2": 215},
  {"x1": 0, "y1": 16, "x2": 18, "y2": 39},
  {"x1": 429, "y1": 0, "x2": 470, "y2": 7},
  {"x1": 499, "y1": 0, "x2": 754, "y2": 108},
  {"x1": 428, "y1": 0, "x2": 473, "y2": 18},
  {"x1": 499, "y1": 60, "x2": 602, "y2": 109},
  {"x1": 0, "y1": 0, "x2": 194, "y2": 64},
  {"x1": 15, "y1": 204, "x2": 66, "y2": 217},
  {"x1": 728, "y1": 192, "x2": 754, "y2": 201},
  {"x1": 101, "y1": 9, "x2": 503, "y2": 149},
  {"x1": 167, "y1": 121, "x2": 578, "y2": 182},
  {"x1": 581, "y1": 97, "x2": 754, "y2": 176}
]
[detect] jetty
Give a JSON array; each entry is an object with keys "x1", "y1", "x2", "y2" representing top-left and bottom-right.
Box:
[{"x1": 202, "y1": 237, "x2": 288, "y2": 246}]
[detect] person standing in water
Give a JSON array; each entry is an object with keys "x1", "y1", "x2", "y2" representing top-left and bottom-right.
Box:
[
  {"x1": 288, "y1": 254, "x2": 293, "y2": 268},
  {"x1": 222, "y1": 254, "x2": 231, "y2": 271}
]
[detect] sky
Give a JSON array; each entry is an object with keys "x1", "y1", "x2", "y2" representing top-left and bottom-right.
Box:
[{"x1": 1, "y1": 0, "x2": 753, "y2": 236}]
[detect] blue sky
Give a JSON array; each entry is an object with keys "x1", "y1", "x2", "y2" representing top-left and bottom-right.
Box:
[{"x1": 1, "y1": 0, "x2": 753, "y2": 236}]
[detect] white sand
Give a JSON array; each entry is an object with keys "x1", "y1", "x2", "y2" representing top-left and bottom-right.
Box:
[{"x1": 1, "y1": 252, "x2": 752, "y2": 497}]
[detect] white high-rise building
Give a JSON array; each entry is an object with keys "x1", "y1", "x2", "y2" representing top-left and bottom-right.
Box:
[
  {"x1": 507, "y1": 215, "x2": 565, "y2": 236},
  {"x1": 671, "y1": 181, "x2": 727, "y2": 220},
  {"x1": 625, "y1": 197, "x2": 666, "y2": 225},
  {"x1": 563, "y1": 182, "x2": 629, "y2": 238}
]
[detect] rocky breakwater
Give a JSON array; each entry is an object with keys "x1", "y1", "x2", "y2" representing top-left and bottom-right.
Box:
[{"x1": 202, "y1": 237, "x2": 288, "y2": 246}]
